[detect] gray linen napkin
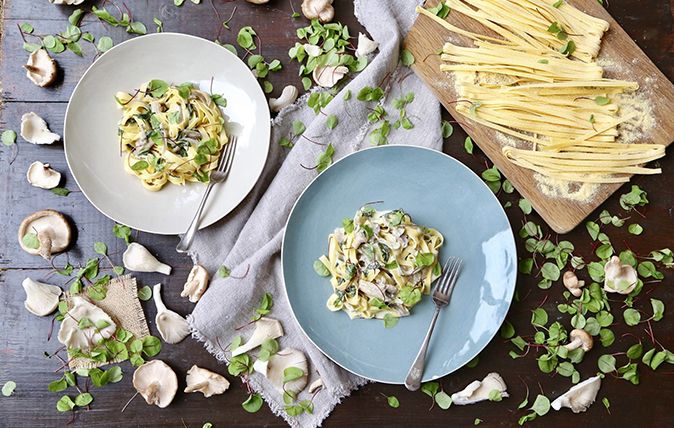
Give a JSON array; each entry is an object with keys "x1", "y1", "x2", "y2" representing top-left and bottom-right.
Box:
[{"x1": 187, "y1": 1, "x2": 443, "y2": 426}]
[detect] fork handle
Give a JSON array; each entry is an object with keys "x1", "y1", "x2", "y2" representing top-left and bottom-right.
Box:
[
  {"x1": 176, "y1": 181, "x2": 215, "y2": 253},
  {"x1": 404, "y1": 306, "x2": 441, "y2": 391}
]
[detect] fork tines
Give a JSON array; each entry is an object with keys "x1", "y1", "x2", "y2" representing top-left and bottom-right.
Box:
[{"x1": 433, "y1": 256, "x2": 462, "y2": 301}]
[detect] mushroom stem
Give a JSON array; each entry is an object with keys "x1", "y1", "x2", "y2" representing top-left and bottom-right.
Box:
[
  {"x1": 153, "y1": 283, "x2": 168, "y2": 313},
  {"x1": 564, "y1": 337, "x2": 582, "y2": 351},
  {"x1": 145, "y1": 382, "x2": 160, "y2": 405}
]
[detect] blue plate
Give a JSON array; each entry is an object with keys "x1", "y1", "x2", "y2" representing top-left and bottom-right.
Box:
[{"x1": 282, "y1": 146, "x2": 517, "y2": 383}]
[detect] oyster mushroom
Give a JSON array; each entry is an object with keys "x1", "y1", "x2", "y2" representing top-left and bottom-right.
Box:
[
  {"x1": 184, "y1": 365, "x2": 230, "y2": 397},
  {"x1": 245, "y1": 0, "x2": 269, "y2": 3},
  {"x1": 153, "y1": 283, "x2": 190, "y2": 344},
  {"x1": 180, "y1": 264, "x2": 209, "y2": 303},
  {"x1": 57, "y1": 296, "x2": 117, "y2": 351},
  {"x1": 123, "y1": 243, "x2": 172, "y2": 275},
  {"x1": 603, "y1": 256, "x2": 638, "y2": 294},
  {"x1": 451, "y1": 372, "x2": 509, "y2": 405},
  {"x1": 269, "y1": 85, "x2": 299, "y2": 112},
  {"x1": 18, "y1": 210, "x2": 72, "y2": 260},
  {"x1": 252, "y1": 359, "x2": 269, "y2": 377},
  {"x1": 24, "y1": 49, "x2": 58, "y2": 87},
  {"x1": 26, "y1": 161, "x2": 61, "y2": 189},
  {"x1": 564, "y1": 329, "x2": 593, "y2": 352},
  {"x1": 551, "y1": 375, "x2": 601, "y2": 413},
  {"x1": 263, "y1": 348, "x2": 308, "y2": 395},
  {"x1": 301, "y1": 0, "x2": 334, "y2": 23},
  {"x1": 563, "y1": 271, "x2": 585, "y2": 297},
  {"x1": 313, "y1": 65, "x2": 348, "y2": 88},
  {"x1": 231, "y1": 317, "x2": 284, "y2": 356},
  {"x1": 355, "y1": 33, "x2": 378, "y2": 58},
  {"x1": 20, "y1": 112, "x2": 60, "y2": 145},
  {"x1": 132, "y1": 360, "x2": 178, "y2": 408},
  {"x1": 303, "y1": 43, "x2": 322, "y2": 58},
  {"x1": 21, "y1": 277, "x2": 62, "y2": 316}
]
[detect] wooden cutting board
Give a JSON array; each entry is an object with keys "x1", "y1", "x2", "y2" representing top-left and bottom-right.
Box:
[{"x1": 404, "y1": 0, "x2": 674, "y2": 233}]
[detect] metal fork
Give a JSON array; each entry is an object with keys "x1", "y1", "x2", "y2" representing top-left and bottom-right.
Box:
[
  {"x1": 176, "y1": 136, "x2": 238, "y2": 253},
  {"x1": 404, "y1": 256, "x2": 463, "y2": 391}
]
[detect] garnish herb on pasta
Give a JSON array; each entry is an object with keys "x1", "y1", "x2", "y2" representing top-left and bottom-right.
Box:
[
  {"x1": 115, "y1": 79, "x2": 228, "y2": 191},
  {"x1": 316, "y1": 206, "x2": 444, "y2": 322}
]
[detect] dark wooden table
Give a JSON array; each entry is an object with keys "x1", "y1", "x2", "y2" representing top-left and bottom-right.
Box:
[{"x1": 1, "y1": 0, "x2": 672, "y2": 427}]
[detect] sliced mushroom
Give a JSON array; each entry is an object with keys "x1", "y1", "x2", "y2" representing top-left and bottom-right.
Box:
[
  {"x1": 231, "y1": 317, "x2": 284, "y2": 357},
  {"x1": 26, "y1": 161, "x2": 61, "y2": 189},
  {"x1": 24, "y1": 49, "x2": 58, "y2": 87},
  {"x1": 123, "y1": 243, "x2": 172, "y2": 275},
  {"x1": 355, "y1": 33, "x2": 378, "y2": 58},
  {"x1": 308, "y1": 378, "x2": 324, "y2": 394},
  {"x1": 564, "y1": 329, "x2": 593, "y2": 352},
  {"x1": 245, "y1": 0, "x2": 269, "y2": 3},
  {"x1": 603, "y1": 256, "x2": 637, "y2": 294},
  {"x1": 133, "y1": 360, "x2": 178, "y2": 408},
  {"x1": 20, "y1": 112, "x2": 60, "y2": 145},
  {"x1": 153, "y1": 283, "x2": 190, "y2": 344},
  {"x1": 312, "y1": 65, "x2": 348, "y2": 88},
  {"x1": 551, "y1": 376, "x2": 601, "y2": 413},
  {"x1": 301, "y1": 0, "x2": 334, "y2": 23},
  {"x1": 18, "y1": 210, "x2": 71, "y2": 259},
  {"x1": 21, "y1": 277, "x2": 62, "y2": 316},
  {"x1": 563, "y1": 271, "x2": 585, "y2": 297},
  {"x1": 184, "y1": 365, "x2": 230, "y2": 397},
  {"x1": 57, "y1": 296, "x2": 117, "y2": 352},
  {"x1": 264, "y1": 348, "x2": 308, "y2": 395},
  {"x1": 451, "y1": 372, "x2": 509, "y2": 405},
  {"x1": 180, "y1": 264, "x2": 209, "y2": 303},
  {"x1": 269, "y1": 85, "x2": 299, "y2": 112}
]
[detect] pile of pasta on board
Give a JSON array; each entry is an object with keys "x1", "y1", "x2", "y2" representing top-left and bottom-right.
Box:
[{"x1": 418, "y1": 0, "x2": 665, "y2": 184}]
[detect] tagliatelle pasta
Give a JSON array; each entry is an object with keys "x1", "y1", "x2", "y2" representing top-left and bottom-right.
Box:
[
  {"x1": 418, "y1": 1, "x2": 666, "y2": 184},
  {"x1": 316, "y1": 206, "x2": 444, "y2": 321},
  {"x1": 115, "y1": 80, "x2": 228, "y2": 191}
]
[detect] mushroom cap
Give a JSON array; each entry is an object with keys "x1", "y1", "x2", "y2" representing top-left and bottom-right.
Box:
[
  {"x1": 301, "y1": 0, "x2": 334, "y2": 23},
  {"x1": 20, "y1": 112, "x2": 60, "y2": 145},
  {"x1": 568, "y1": 328, "x2": 593, "y2": 351},
  {"x1": 180, "y1": 264, "x2": 210, "y2": 303},
  {"x1": 603, "y1": 256, "x2": 638, "y2": 294},
  {"x1": 355, "y1": 33, "x2": 379, "y2": 58},
  {"x1": 231, "y1": 317, "x2": 284, "y2": 356},
  {"x1": 57, "y1": 296, "x2": 117, "y2": 351},
  {"x1": 551, "y1": 375, "x2": 601, "y2": 413},
  {"x1": 451, "y1": 372, "x2": 509, "y2": 405},
  {"x1": 308, "y1": 378, "x2": 324, "y2": 394},
  {"x1": 265, "y1": 348, "x2": 309, "y2": 395},
  {"x1": 184, "y1": 365, "x2": 230, "y2": 397},
  {"x1": 133, "y1": 360, "x2": 178, "y2": 408},
  {"x1": 26, "y1": 161, "x2": 61, "y2": 189},
  {"x1": 18, "y1": 210, "x2": 71, "y2": 258},
  {"x1": 153, "y1": 283, "x2": 190, "y2": 344},
  {"x1": 563, "y1": 271, "x2": 584, "y2": 297},
  {"x1": 22, "y1": 277, "x2": 62, "y2": 316},
  {"x1": 269, "y1": 85, "x2": 299, "y2": 112},
  {"x1": 25, "y1": 49, "x2": 57, "y2": 87},
  {"x1": 312, "y1": 65, "x2": 348, "y2": 88},
  {"x1": 123, "y1": 243, "x2": 172, "y2": 275}
]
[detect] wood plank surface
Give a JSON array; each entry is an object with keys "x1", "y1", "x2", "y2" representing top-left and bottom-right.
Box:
[
  {"x1": 404, "y1": 0, "x2": 674, "y2": 233},
  {"x1": 1, "y1": 0, "x2": 673, "y2": 427}
]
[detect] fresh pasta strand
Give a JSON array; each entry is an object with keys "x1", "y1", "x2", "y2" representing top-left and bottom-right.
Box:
[{"x1": 116, "y1": 80, "x2": 228, "y2": 191}]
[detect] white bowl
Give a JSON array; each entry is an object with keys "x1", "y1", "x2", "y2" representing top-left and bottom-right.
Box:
[{"x1": 64, "y1": 33, "x2": 270, "y2": 235}]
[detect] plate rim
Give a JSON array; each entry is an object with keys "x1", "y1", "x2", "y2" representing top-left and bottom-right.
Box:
[
  {"x1": 63, "y1": 32, "x2": 270, "y2": 235},
  {"x1": 281, "y1": 144, "x2": 517, "y2": 384}
]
